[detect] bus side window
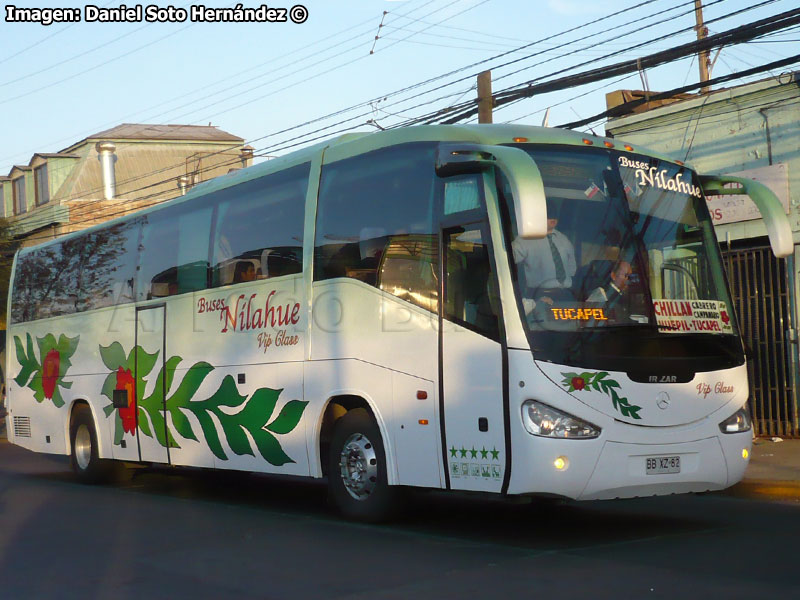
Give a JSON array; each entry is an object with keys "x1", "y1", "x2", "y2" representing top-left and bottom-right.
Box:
[
  {"x1": 10, "y1": 219, "x2": 141, "y2": 323},
  {"x1": 137, "y1": 213, "x2": 179, "y2": 300},
  {"x1": 210, "y1": 163, "x2": 308, "y2": 287},
  {"x1": 314, "y1": 143, "x2": 438, "y2": 312},
  {"x1": 78, "y1": 220, "x2": 140, "y2": 311}
]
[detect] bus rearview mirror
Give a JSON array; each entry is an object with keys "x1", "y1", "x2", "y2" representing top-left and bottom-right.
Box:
[
  {"x1": 436, "y1": 144, "x2": 548, "y2": 239},
  {"x1": 700, "y1": 175, "x2": 793, "y2": 258}
]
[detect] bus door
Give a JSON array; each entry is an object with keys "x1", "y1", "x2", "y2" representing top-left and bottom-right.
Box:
[
  {"x1": 135, "y1": 305, "x2": 170, "y2": 464},
  {"x1": 439, "y1": 175, "x2": 506, "y2": 493}
]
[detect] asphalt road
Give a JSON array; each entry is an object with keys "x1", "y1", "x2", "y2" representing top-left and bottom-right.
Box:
[{"x1": 1, "y1": 439, "x2": 798, "y2": 599}]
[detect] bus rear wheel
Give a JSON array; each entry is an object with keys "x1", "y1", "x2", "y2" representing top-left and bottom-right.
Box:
[
  {"x1": 70, "y1": 406, "x2": 113, "y2": 484},
  {"x1": 328, "y1": 408, "x2": 399, "y2": 522}
]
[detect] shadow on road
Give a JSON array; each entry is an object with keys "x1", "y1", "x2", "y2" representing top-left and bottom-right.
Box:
[{"x1": 12, "y1": 453, "x2": 729, "y2": 551}]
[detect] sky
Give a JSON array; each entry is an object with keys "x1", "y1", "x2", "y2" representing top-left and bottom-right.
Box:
[{"x1": 1, "y1": 0, "x2": 798, "y2": 175}]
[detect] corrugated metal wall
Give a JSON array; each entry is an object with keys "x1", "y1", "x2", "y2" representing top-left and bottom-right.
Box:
[{"x1": 723, "y1": 245, "x2": 799, "y2": 438}]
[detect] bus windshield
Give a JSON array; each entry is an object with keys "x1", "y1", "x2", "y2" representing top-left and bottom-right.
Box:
[{"x1": 501, "y1": 145, "x2": 743, "y2": 373}]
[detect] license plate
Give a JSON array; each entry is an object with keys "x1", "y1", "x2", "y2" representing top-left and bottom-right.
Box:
[{"x1": 646, "y1": 455, "x2": 681, "y2": 474}]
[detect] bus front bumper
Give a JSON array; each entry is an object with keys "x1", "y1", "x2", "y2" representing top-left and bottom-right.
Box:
[{"x1": 511, "y1": 432, "x2": 752, "y2": 501}]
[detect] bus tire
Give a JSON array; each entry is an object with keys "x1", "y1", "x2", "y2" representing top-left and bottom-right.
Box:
[
  {"x1": 328, "y1": 408, "x2": 399, "y2": 522},
  {"x1": 69, "y1": 406, "x2": 113, "y2": 484}
]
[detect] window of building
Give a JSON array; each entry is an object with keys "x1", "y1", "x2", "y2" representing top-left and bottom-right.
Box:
[
  {"x1": 211, "y1": 162, "x2": 309, "y2": 287},
  {"x1": 314, "y1": 143, "x2": 438, "y2": 312},
  {"x1": 13, "y1": 176, "x2": 26, "y2": 215},
  {"x1": 34, "y1": 164, "x2": 49, "y2": 206}
]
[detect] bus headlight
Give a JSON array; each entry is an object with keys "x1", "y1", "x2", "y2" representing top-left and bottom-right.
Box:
[
  {"x1": 521, "y1": 400, "x2": 600, "y2": 439},
  {"x1": 718, "y1": 406, "x2": 752, "y2": 434}
]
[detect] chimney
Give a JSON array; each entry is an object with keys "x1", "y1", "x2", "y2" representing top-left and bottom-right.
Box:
[
  {"x1": 177, "y1": 175, "x2": 192, "y2": 196},
  {"x1": 240, "y1": 146, "x2": 254, "y2": 168},
  {"x1": 95, "y1": 142, "x2": 117, "y2": 200}
]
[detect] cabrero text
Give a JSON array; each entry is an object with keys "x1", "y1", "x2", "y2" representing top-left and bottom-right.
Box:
[{"x1": 4, "y1": 4, "x2": 309, "y2": 25}]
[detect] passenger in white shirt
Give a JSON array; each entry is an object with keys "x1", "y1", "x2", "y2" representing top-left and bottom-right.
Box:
[{"x1": 512, "y1": 205, "x2": 576, "y2": 315}]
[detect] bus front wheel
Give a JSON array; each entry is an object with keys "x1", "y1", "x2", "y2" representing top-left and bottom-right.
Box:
[
  {"x1": 328, "y1": 408, "x2": 399, "y2": 522},
  {"x1": 70, "y1": 406, "x2": 113, "y2": 484}
]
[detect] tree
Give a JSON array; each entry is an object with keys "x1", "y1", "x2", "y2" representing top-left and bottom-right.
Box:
[{"x1": 0, "y1": 218, "x2": 19, "y2": 331}]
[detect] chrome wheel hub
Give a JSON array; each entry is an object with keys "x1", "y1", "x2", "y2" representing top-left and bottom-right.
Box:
[
  {"x1": 339, "y1": 433, "x2": 378, "y2": 501},
  {"x1": 74, "y1": 424, "x2": 92, "y2": 471}
]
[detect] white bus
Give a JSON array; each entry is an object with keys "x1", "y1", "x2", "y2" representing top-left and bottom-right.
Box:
[{"x1": 6, "y1": 125, "x2": 791, "y2": 521}]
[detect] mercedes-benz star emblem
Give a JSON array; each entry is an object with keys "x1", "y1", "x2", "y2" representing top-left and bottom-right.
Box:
[{"x1": 657, "y1": 392, "x2": 671, "y2": 410}]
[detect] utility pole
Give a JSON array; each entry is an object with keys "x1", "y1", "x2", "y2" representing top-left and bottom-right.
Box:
[
  {"x1": 695, "y1": 0, "x2": 711, "y2": 94},
  {"x1": 477, "y1": 70, "x2": 493, "y2": 123}
]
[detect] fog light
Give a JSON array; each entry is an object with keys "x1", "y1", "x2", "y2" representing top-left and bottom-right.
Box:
[
  {"x1": 554, "y1": 456, "x2": 569, "y2": 471},
  {"x1": 742, "y1": 448, "x2": 749, "y2": 460}
]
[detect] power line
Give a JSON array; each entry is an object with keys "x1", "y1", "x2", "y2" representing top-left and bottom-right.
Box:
[
  {"x1": 439, "y1": 4, "x2": 799, "y2": 124},
  {"x1": 6, "y1": 1, "x2": 791, "y2": 237},
  {"x1": 0, "y1": 0, "x2": 119, "y2": 66},
  {"x1": 0, "y1": 1, "x2": 197, "y2": 88},
  {"x1": 391, "y1": 0, "x2": 733, "y2": 127},
  {"x1": 0, "y1": 0, "x2": 748, "y2": 219},
  {"x1": 0, "y1": 0, "x2": 440, "y2": 169}
]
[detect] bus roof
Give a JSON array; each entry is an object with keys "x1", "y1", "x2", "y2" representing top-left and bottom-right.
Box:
[{"x1": 16, "y1": 124, "x2": 676, "y2": 255}]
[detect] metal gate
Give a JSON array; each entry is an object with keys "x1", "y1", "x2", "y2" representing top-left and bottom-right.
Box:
[{"x1": 723, "y1": 245, "x2": 799, "y2": 438}]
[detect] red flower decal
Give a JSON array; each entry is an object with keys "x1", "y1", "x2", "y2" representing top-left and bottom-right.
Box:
[
  {"x1": 720, "y1": 310, "x2": 730, "y2": 325},
  {"x1": 115, "y1": 367, "x2": 137, "y2": 434},
  {"x1": 42, "y1": 349, "x2": 60, "y2": 400},
  {"x1": 571, "y1": 376, "x2": 586, "y2": 391}
]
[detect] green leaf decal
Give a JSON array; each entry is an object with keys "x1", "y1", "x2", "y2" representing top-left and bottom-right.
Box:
[
  {"x1": 133, "y1": 346, "x2": 159, "y2": 379},
  {"x1": 13, "y1": 334, "x2": 39, "y2": 387},
  {"x1": 13, "y1": 360, "x2": 36, "y2": 389},
  {"x1": 50, "y1": 387, "x2": 65, "y2": 409},
  {"x1": 251, "y1": 429, "x2": 294, "y2": 466},
  {"x1": 168, "y1": 362, "x2": 214, "y2": 407},
  {"x1": 161, "y1": 356, "x2": 182, "y2": 397},
  {"x1": 138, "y1": 408, "x2": 153, "y2": 438},
  {"x1": 56, "y1": 334, "x2": 79, "y2": 362},
  {"x1": 266, "y1": 400, "x2": 308, "y2": 435},
  {"x1": 14, "y1": 335, "x2": 26, "y2": 365},
  {"x1": 193, "y1": 410, "x2": 227, "y2": 461},
  {"x1": 239, "y1": 387, "x2": 280, "y2": 427},
  {"x1": 99, "y1": 342, "x2": 127, "y2": 371},
  {"x1": 100, "y1": 344, "x2": 305, "y2": 465},
  {"x1": 26, "y1": 334, "x2": 36, "y2": 367},
  {"x1": 560, "y1": 370, "x2": 642, "y2": 420},
  {"x1": 101, "y1": 372, "x2": 117, "y2": 403},
  {"x1": 138, "y1": 354, "x2": 180, "y2": 449},
  {"x1": 31, "y1": 376, "x2": 45, "y2": 404},
  {"x1": 170, "y1": 408, "x2": 198, "y2": 442}
]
